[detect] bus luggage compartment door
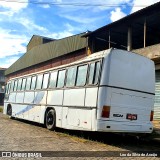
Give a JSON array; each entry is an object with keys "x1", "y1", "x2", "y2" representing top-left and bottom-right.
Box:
[{"x1": 109, "y1": 90, "x2": 154, "y2": 123}]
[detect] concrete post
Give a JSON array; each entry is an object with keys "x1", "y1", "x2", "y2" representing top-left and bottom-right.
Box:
[
  {"x1": 127, "y1": 26, "x2": 132, "y2": 51},
  {"x1": 109, "y1": 30, "x2": 111, "y2": 49},
  {"x1": 144, "y1": 19, "x2": 146, "y2": 48}
]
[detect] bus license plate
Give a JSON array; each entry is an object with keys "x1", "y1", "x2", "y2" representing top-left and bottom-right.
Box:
[{"x1": 126, "y1": 114, "x2": 137, "y2": 120}]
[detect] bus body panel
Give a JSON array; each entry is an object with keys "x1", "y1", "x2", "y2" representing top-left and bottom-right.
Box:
[
  {"x1": 53, "y1": 106, "x2": 63, "y2": 127},
  {"x1": 97, "y1": 120, "x2": 152, "y2": 133},
  {"x1": 63, "y1": 88, "x2": 85, "y2": 107},
  {"x1": 47, "y1": 90, "x2": 63, "y2": 106},
  {"x1": 62, "y1": 107, "x2": 68, "y2": 128},
  {"x1": 16, "y1": 92, "x2": 25, "y2": 104},
  {"x1": 28, "y1": 105, "x2": 42, "y2": 122},
  {"x1": 24, "y1": 92, "x2": 35, "y2": 104},
  {"x1": 85, "y1": 87, "x2": 98, "y2": 107},
  {"x1": 110, "y1": 88, "x2": 154, "y2": 122},
  {"x1": 34, "y1": 91, "x2": 47, "y2": 105},
  {"x1": 66, "y1": 108, "x2": 92, "y2": 129},
  {"x1": 101, "y1": 49, "x2": 155, "y2": 93},
  {"x1": 61, "y1": 107, "x2": 97, "y2": 131},
  {"x1": 8, "y1": 92, "x2": 16, "y2": 103},
  {"x1": 3, "y1": 103, "x2": 7, "y2": 115},
  {"x1": 12, "y1": 104, "x2": 28, "y2": 118},
  {"x1": 39, "y1": 106, "x2": 46, "y2": 124},
  {"x1": 98, "y1": 87, "x2": 154, "y2": 121}
]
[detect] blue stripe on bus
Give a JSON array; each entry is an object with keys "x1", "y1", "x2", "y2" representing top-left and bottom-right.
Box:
[{"x1": 15, "y1": 91, "x2": 45, "y2": 115}]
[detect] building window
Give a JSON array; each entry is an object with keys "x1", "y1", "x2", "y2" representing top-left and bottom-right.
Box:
[
  {"x1": 76, "y1": 65, "x2": 88, "y2": 86},
  {"x1": 36, "y1": 74, "x2": 43, "y2": 90},
  {"x1": 42, "y1": 73, "x2": 49, "y2": 89},
  {"x1": 66, "y1": 66, "x2": 77, "y2": 87},
  {"x1": 49, "y1": 71, "x2": 57, "y2": 88},
  {"x1": 57, "y1": 70, "x2": 66, "y2": 88},
  {"x1": 30, "y1": 76, "x2": 37, "y2": 90}
]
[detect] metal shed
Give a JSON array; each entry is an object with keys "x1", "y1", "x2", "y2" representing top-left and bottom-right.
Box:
[{"x1": 5, "y1": 33, "x2": 87, "y2": 76}]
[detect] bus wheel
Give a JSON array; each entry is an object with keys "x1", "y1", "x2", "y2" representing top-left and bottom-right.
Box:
[
  {"x1": 46, "y1": 109, "x2": 56, "y2": 131},
  {"x1": 7, "y1": 105, "x2": 12, "y2": 116}
]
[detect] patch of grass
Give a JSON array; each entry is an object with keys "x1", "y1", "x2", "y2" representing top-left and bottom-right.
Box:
[
  {"x1": 55, "y1": 129, "x2": 90, "y2": 143},
  {"x1": 0, "y1": 107, "x2": 3, "y2": 112}
]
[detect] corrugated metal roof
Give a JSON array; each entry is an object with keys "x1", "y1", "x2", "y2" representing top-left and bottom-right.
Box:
[
  {"x1": 5, "y1": 33, "x2": 87, "y2": 76},
  {"x1": 27, "y1": 35, "x2": 55, "y2": 51},
  {"x1": 83, "y1": 1, "x2": 160, "y2": 37}
]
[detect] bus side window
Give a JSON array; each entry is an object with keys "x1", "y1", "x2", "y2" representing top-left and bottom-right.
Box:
[
  {"x1": 36, "y1": 74, "x2": 43, "y2": 90},
  {"x1": 8, "y1": 83, "x2": 11, "y2": 93},
  {"x1": 94, "y1": 62, "x2": 101, "y2": 84},
  {"x1": 42, "y1": 73, "x2": 49, "y2": 89},
  {"x1": 14, "y1": 80, "x2": 18, "y2": 92},
  {"x1": 17, "y1": 79, "x2": 22, "y2": 91},
  {"x1": 26, "y1": 77, "x2": 31, "y2": 91},
  {"x1": 10, "y1": 80, "x2": 14, "y2": 92},
  {"x1": 88, "y1": 63, "x2": 95, "y2": 85},
  {"x1": 49, "y1": 71, "x2": 57, "y2": 88},
  {"x1": 8, "y1": 83, "x2": 11, "y2": 94},
  {"x1": 30, "y1": 76, "x2": 37, "y2": 90},
  {"x1": 76, "y1": 65, "x2": 88, "y2": 86},
  {"x1": 5, "y1": 84, "x2": 8, "y2": 94},
  {"x1": 21, "y1": 78, "x2": 27, "y2": 91},
  {"x1": 66, "y1": 66, "x2": 77, "y2": 87},
  {"x1": 57, "y1": 70, "x2": 66, "y2": 88},
  {"x1": 88, "y1": 61, "x2": 101, "y2": 85}
]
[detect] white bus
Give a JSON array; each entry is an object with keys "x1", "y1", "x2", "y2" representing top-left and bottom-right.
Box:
[{"x1": 4, "y1": 48, "x2": 155, "y2": 133}]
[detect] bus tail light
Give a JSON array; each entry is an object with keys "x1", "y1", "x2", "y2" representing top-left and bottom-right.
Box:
[
  {"x1": 150, "y1": 110, "x2": 154, "y2": 121},
  {"x1": 101, "y1": 106, "x2": 110, "y2": 118}
]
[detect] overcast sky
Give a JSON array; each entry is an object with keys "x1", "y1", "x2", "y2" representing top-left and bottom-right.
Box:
[{"x1": 0, "y1": 0, "x2": 160, "y2": 68}]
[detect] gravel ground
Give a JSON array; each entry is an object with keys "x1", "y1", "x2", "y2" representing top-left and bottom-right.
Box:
[{"x1": 0, "y1": 113, "x2": 159, "y2": 160}]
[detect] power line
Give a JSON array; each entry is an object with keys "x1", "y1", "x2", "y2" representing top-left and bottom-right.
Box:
[{"x1": 0, "y1": 0, "x2": 150, "y2": 7}]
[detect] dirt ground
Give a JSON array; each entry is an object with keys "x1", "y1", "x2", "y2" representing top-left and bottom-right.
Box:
[{"x1": 0, "y1": 112, "x2": 160, "y2": 160}]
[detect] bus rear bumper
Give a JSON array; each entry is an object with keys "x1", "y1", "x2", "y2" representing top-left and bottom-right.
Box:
[{"x1": 97, "y1": 120, "x2": 153, "y2": 133}]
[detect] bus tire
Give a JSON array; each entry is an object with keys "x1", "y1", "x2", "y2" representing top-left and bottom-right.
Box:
[
  {"x1": 7, "y1": 104, "x2": 12, "y2": 117},
  {"x1": 46, "y1": 109, "x2": 56, "y2": 131}
]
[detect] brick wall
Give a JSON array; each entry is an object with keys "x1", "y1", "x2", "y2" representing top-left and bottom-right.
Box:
[{"x1": 6, "y1": 49, "x2": 86, "y2": 81}]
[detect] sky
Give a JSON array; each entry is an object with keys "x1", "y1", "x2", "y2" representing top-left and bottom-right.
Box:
[{"x1": 0, "y1": 0, "x2": 160, "y2": 68}]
